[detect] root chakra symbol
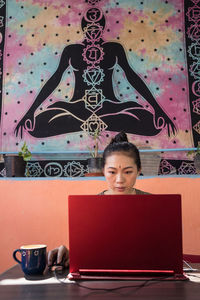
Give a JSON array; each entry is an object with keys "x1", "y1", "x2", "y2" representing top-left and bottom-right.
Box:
[{"x1": 81, "y1": 113, "x2": 107, "y2": 135}]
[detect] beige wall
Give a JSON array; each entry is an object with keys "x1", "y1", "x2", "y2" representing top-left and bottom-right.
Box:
[{"x1": 0, "y1": 177, "x2": 199, "y2": 274}]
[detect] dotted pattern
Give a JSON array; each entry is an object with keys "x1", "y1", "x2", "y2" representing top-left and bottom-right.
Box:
[
  {"x1": 0, "y1": 1, "x2": 6, "y2": 132},
  {"x1": 0, "y1": 0, "x2": 196, "y2": 176}
]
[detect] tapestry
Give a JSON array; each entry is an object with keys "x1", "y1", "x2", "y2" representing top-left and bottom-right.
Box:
[{"x1": 0, "y1": 0, "x2": 199, "y2": 176}]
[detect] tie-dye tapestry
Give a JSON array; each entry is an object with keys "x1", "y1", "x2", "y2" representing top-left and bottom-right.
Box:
[{"x1": 0, "y1": 0, "x2": 199, "y2": 177}]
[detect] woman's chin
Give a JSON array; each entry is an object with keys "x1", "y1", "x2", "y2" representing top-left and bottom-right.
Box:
[{"x1": 114, "y1": 188, "x2": 127, "y2": 194}]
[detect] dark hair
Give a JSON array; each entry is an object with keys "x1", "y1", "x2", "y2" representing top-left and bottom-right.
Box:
[{"x1": 103, "y1": 131, "x2": 141, "y2": 170}]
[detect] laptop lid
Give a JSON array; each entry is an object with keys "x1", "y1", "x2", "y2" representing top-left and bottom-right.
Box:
[{"x1": 68, "y1": 194, "x2": 185, "y2": 280}]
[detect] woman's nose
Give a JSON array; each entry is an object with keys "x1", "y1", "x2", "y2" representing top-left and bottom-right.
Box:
[{"x1": 116, "y1": 172, "x2": 124, "y2": 183}]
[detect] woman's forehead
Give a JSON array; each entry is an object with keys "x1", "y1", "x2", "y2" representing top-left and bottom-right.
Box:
[{"x1": 105, "y1": 152, "x2": 136, "y2": 165}]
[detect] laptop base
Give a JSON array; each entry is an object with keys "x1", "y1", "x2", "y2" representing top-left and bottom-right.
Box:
[{"x1": 68, "y1": 270, "x2": 188, "y2": 281}]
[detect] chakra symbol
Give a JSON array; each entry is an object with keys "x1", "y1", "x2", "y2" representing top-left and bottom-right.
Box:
[
  {"x1": 83, "y1": 23, "x2": 103, "y2": 42},
  {"x1": 82, "y1": 87, "x2": 105, "y2": 111},
  {"x1": 86, "y1": 0, "x2": 101, "y2": 6},
  {"x1": 84, "y1": 7, "x2": 103, "y2": 23},
  {"x1": 192, "y1": 99, "x2": 200, "y2": 114},
  {"x1": 159, "y1": 160, "x2": 176, "y2": 175},
  {"x1": 186, "y1": 5, "x2": 200, "y2": 22},
  {"x1": 192, "y1": 80, "x2": 200, "y2": 96},
  {"x1": 193, "y1": 120, "x2": 200, "y2": 134},
  {"x1": 82, "y1": 68, "x2": 105, "y2": 86},
  {"x1": 44, "y1": 162, "x2": 63, "y2": 177},
  {"x1": 63, "y1": 161, "x2": 85, "y2": 177},
  {"x1": 82, "y1": 44, "x2": 104, "y2": 67},
  {"x1": 81, "y1": 113, "x2": 107, "y2": 136},
  {"x1": 190, "y1": 61, "x2": 200, "y2": 79},
  {"x1": 26, "y1": 162, "x2": 43, "y2": 177},
  {"x1": 187, "y1": 21, "x2": 200, "y2": 41},
  {"x1": 188, "y1": 42, "x2": 200, "y2": 60},
  {"x1": 178, "y1": 162, "x2": 196, "y2": 175}
]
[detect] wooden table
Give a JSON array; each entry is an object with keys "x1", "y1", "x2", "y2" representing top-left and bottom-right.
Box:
[{"x1": 0, "y1": 264, "x2": 200, "y2": 300}]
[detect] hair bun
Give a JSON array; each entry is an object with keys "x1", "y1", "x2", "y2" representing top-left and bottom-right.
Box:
[{"x1": 111, "y1": 131, "x2": 129, "y2": 144}]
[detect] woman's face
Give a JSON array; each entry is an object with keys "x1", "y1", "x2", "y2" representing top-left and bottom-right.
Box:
[{"x1": 103, "y1": 152, "x2": 140, "y2": 195}]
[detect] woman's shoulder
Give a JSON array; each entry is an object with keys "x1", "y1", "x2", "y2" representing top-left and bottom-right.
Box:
[
  {"x1": 98, "y1": 189, "x2": 150, "y2": 195},
  {"x1": 135, "y1": 189, "x2": 151, "y2": 195},
  {"x1": 98, "y1": 190, "x2": 107, "y2": 195}
]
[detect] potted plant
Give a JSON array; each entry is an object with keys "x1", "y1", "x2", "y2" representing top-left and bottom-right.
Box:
[
  {"x1": 187, "y1": 143, "x2": 200, "y2": 173},
  {"x1": 87, "y1": 129, "x2": 104, "y2": 176},
  {"x1": 3, "y1": 142, "x2": 32, "y2": 177}
]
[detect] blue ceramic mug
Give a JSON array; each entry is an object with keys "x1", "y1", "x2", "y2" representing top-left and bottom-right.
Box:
[{"x1": 13, "y1": 244, "x2": 47, "y2": 275}]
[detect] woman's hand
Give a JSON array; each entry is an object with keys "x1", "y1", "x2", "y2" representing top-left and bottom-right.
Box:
[
  {"x1": 154, "y1": 108, "x2": 177, "y2": 137},
  {"x1": 47, "y1": 245, "x2": 69, "y2": 268},
  {"x1": 14, "y1": 111, "x2": 35, "y2": 138}
]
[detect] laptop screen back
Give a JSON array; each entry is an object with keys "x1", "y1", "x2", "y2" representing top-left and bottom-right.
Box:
[{"x1": 68, "y1": 194, "x2": 183, "y2": 278}]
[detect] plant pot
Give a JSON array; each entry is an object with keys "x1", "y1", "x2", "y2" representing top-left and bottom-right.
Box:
[
  {"x1": 140, "y1": 152, "x2": 161, "y2": 176},
  {"x1": 87, "y1": 157, "x2": 103, "y2": 174},
  {"x1": 3, "y1": 155, "x2": 26, "y2": 177},
  {"x1": 194, "y1": 153, "x2": 200, "y2": 173}
]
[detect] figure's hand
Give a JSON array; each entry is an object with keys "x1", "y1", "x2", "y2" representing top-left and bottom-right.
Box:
[
  {"x1": 47, "y1": 245, "x2": 69, "y2": 269},
  {"x1": 14, "y1": 112, "x2": 35, "y2": 138},
  {"x1": 154, "y1": 109, "x2": 177, "y2": 137}
]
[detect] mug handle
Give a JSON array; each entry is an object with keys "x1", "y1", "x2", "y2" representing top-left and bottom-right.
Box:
[{"x1": 13, "y1": 249, "x2": 22, "y2": 264}]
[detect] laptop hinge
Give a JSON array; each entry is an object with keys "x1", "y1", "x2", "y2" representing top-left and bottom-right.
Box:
[{"x1": 79, "y1": 269, "x2": 175, "y2": 276}]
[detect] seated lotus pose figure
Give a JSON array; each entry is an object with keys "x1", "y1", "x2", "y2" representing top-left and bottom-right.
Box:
[
  {"x1": 15, "y1": 7, "x2": 176, "y2": 139},
  {"x1": 47, "y1": 131, "x2": 149, "y2": 268}
]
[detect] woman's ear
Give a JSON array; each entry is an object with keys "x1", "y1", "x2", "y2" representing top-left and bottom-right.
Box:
[
  {"x1": 137, "y1": 168, "x2": 141, "y2": 176},
  {"x1": 102, "y1": 167, "x2": 105, "y2": 176}
]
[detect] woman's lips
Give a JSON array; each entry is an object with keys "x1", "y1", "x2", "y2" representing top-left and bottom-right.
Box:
[{"x1": 115, "y1": 187, "x2": 126, "y2": 192}]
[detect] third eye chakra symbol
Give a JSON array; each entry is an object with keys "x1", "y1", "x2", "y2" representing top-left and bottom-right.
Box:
[{"x1": 84, "y1": 7, "x2": 103, "y2": 23}]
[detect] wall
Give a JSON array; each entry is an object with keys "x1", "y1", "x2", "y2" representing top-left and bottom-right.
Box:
[{"x1": 0, "y1": 176, "x2": 199, "y2": 274}]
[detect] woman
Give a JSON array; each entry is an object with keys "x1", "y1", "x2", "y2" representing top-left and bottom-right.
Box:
[{"x1": 48, "y1": 131, "x2": 149, "y2": 268}]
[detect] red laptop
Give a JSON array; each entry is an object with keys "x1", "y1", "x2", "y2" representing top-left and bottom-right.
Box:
[{"x1": 67, "y1": 194, "x2": 187, "y2": 280}]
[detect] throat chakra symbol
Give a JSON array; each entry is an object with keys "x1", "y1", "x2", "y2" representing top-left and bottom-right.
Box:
[
  {"x1": 83, "y1": 23, "x2": 103, "y2": 42},
  {"x1": 82, "y1": 68, "x2": 105, "y2": 86}
]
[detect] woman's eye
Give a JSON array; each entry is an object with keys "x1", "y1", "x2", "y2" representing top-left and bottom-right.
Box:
[
  {"x1": 125, "y1": 171, "x2": 133, "y2": 174},
  {"x1": 108, "y1": 171, "x2": 115, "y2": 174}
]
